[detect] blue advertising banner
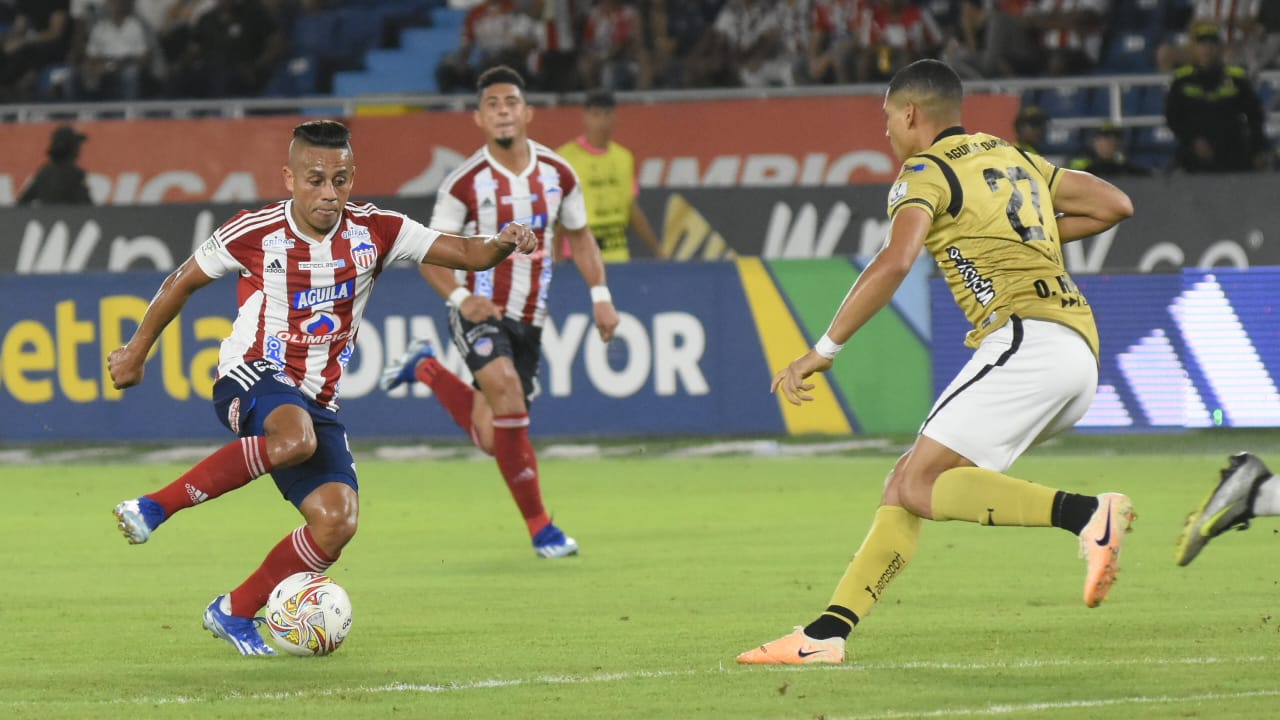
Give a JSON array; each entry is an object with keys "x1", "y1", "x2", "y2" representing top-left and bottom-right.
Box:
[
  {"x1": 0, "y1": 263, "x2": 787, "y2": 443},
  {"x1": 931, "y1": 268, "x2": 1280, "y2": 430}
]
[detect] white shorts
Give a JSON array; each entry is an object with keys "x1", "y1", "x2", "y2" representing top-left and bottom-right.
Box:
[{"x1": 921, "y1": 317, "x2": 1098, "y2": 472}]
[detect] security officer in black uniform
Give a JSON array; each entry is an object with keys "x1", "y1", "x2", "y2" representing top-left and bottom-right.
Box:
[
  {"x1": 1165, "y1": 23, "x2": 1270, "y2": 173},
  {"x1": 1069, "y1": 124, "x2": 1152, "y2": 177}
]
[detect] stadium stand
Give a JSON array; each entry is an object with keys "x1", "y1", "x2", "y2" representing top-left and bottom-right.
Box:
[{"x1": 1, "y1": 0, "x2": 1276, "y2": 171}]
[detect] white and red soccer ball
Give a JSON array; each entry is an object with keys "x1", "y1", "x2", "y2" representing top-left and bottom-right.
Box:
[{"x1": 265, "y1": 572, "x2": 353, "y2": 656}]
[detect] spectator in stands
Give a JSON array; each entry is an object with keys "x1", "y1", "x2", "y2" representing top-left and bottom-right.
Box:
[
  {"x1": 153, "y1": 0, "x2": 210, "y2": 67},
  {"x1": 773, "y1": 0, "x2": 816, "y2": 86},
  {"x1": 1242, "y1": 1, "x2": 1280, "y2": 77},
  {"x1": 861, "y1": 0, "x2": 943, "y2": 82},
  {"x1": 556, "y1": 89, "x2": 665, "y2": 261},
  {"x1": 1027, "y1": 0, "x2": 1107, "y2": 76},
  {"x1": 807, "y1": 0, "x2": 867, "y2": 84},
  {"x1": 2, "y1": 1, "x2": 72, "y2": 101},
  {"x1": 133, "y1": 0, "x2": 179, "y2": 33},
  {"x1": 956, "y1": 0, "x2": 1040, "y2": 77},
  {"x1": 684, "y1": 0, "x2": 792, "y2": 88},
  {"x1": 435, "y1": 0, "x2": 539, "y2": 94},
  {"x1": 1012, "y1": 104, "x2": 1048, "y2": 154},
  {"x1": 577, "y1": 0, "x2": 647, "y2": 91},
  {"x1": 647, "y1": 0, "x2": 724, "y2": 88},
  {"x1": 18, "y1": 125, "x2": 93, "y2": 206},
  {"x1": 163, "y1": 0, "x2": 277, "y2": 98},
  {"x1": 79, "y1": 0, "x2": 152, "y2": 100},
  {"x1": 67, "y1": 2, "x2": 106, "y2": 72},
  {"x1": 1157, "y1": 1, "x2": 1259, "y2": 72},
  {"x1": 533, "y1": 0, "x2": 585, "y2": 94},
  {"x1": 954, "y1": 0, "x2": 1105, "y2": 78},
  {"x1": 1069, "y1": 123, "x2": 1152, "y2": 177},
  {"x1": 1165, "y1": 24, "x2": 1271, "y2": 173}
]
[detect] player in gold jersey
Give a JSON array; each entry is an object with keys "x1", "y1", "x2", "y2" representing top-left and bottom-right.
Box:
[{"x1": 738, "y1": 59, "x2": 1137, "y2": 665}]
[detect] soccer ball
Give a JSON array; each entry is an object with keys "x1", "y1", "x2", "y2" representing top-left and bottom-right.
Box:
[{"x1": 265, "y1": 571, "x2": 353, "y2": 656}]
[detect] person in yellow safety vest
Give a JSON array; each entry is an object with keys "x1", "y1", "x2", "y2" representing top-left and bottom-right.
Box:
[{"x1": 556, "y1": 90, "x2": 666, "y2": 262}]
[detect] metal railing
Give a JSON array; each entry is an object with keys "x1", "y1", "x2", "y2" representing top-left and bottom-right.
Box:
[{"x1": 2, "y1": 70, "x2": 1277, "y2": 132}]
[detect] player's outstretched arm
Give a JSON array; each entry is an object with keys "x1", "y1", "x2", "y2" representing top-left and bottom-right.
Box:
[
  {"x1": 423, "y1": 222, "x2": 538, "y2": 271},
  {"x1": 772, "y1": 206, "x2": 927, "y2": 405},
  {"x1": 1052, "y1": 169, "x2": 1134, "y2": 243},
  {"x1": 108, "y1": 256, "x2": 215, "y2": 390},
  {"x1": 563, "y1": 224, "x2": 619, "y2": 342},
  {"x1": 418, "y1": 260, "x2": 505, "y2": 324}
]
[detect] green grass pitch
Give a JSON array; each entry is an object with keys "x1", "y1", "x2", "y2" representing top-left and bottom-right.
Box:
[{"x1": 4, "y1": 432, "x2": 1280, "y2": 719}]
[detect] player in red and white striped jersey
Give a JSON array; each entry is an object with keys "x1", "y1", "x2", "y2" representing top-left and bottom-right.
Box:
[
  {"x1": 383, "y1": 65, "x2": 619, "y2": 559},
  {"x1": 107, "y1": 120, "x2": 537, "y2": 655}
]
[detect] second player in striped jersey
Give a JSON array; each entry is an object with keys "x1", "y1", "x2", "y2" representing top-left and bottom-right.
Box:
[{"x1": 386, "y1": 65, "x2": 619, "y2": 559}]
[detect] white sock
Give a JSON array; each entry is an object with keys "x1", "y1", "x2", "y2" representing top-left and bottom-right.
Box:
[{"x1": 1250, "y1": 474, "x2": 1280, "y2": 516}]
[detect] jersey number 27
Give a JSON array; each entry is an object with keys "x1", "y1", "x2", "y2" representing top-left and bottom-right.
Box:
[{"x1": 983, "y1": 166, "x2": 1046, "y2": 243}]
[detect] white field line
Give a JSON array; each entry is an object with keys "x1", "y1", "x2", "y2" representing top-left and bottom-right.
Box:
[
  {"x1": 0, "y1": 439, "x2": 901, "y2": 466},
  {"x1": 52, "y1": 653, "x2": 1269, "y2": 707},
  {"x1": 831, "y1": 689, "x2": 1280, "y2": 719}
]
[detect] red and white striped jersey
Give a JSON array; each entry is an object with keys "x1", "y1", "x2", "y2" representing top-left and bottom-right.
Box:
[
  {"x1": 430, "y1": 139, "x2": 587, "y2": 327},
  {"x1": 194, "y1": 199, "x2": 442, "y2": 409},
  {"x1": 1025, "y1": 0, "x2": 1107, "y2": 59}
]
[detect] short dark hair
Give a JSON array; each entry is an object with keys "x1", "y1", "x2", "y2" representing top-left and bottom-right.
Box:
[
  {"x1": 477, "y1": 65, "x2": 526, "y2": 96},
  {"x1": 887, "y1": 59, "x2": 963, "y2": 107},
  {"x1": 293, "y1": 120, "x2": 351, "y2": 149},
  {"x1": 584, "y1": 89, "x2": 615, "y2": 109}
]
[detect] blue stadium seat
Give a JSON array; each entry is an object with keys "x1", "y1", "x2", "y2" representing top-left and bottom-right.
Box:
[
  {"x1": 291, "y1": 11, "x2": 341, "y2": 59},
  {"x1": 1120, "y1": 86, "x2": 1144, "y2": 116},
  {"x1": 333, "y1": 64, "x2": 435, "y2": 96},
  {"x1": 1098, "y1": 32, "x2": 1156, "y2": 74},
  {"x1": 333, "y1": 7, "x2": 384, "y2": 59},
  {"x1": 1037, "y1": 87, "x2": 1096, "y2": 118},
  {"x1": 263, "y1": 56, "x2": 319, "y2": 97},
  {"x1": 1137, "y1": 86, "x2": 1166, "y2": 115},
  {"x1": 401, "y1": 27, "x2": 457, "y2": 58},
  {"x1": 1111, "y1": 0, "x2": 1163, "y2": 33},
  {"x1": 1042, "y1": 127, "x2": 1081, "y2": 158},
  {"x1": 1133, "y1": 126, "x2": 1177, "y2": 155},
  {"x1": 430, "y1": 6, "x2": 467, "y2": 31},
  {"x1": 35, "y1": 64, "x2": 73, "y2": 101}
]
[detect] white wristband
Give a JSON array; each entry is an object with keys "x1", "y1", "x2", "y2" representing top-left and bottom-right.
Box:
[
  {"x1": 814, "y1": 333, "x2": 844, "y2": 360},
  {"x1": 590, "y1": 285, "x2": 612, "y2": 304},
  {"x1": 448, "y1": 286, "x2": 472, "y2": 308}
]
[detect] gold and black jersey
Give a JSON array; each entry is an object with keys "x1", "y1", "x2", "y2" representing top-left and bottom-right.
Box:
[{"x1": 887, "y1": 127, "x2": 1098, "y2": 359}]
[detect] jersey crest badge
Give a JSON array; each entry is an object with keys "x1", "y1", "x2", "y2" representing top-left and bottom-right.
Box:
[{"x1": 350, "y1": 241, "x2": 378, "y2": 270}]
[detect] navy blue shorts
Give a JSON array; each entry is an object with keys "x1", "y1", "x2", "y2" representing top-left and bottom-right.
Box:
[
  {"x1": 212, "y1": 359, "x2": 358, "y2": 508},
  {"x1": 446, "y1": 309, "x2": 542, "y2": 405}
]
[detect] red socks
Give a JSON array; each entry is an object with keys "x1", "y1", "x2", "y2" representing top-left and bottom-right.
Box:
[
  {"x1": 229, "y1": 526, "x2": 336, "y2": 617},
  {"x1": 146, "y1": 437, "x2": 272, "y2": 517},
  {"x1": 415, "y1": 357, "x2": 476, "y2": 434},
  {"x1": 415, "y1": 361, "x2": 551, "y2": 538},
  {"x1": 492, "y1": 414, "x2": 550, "y2": 536}
]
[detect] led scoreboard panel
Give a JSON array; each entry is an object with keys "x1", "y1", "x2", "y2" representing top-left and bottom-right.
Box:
[{"x1": 931, "y1": 268, "x2": 1280, "y2": 431}]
